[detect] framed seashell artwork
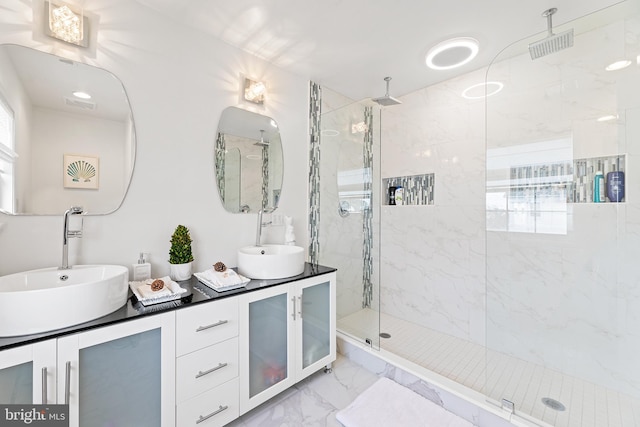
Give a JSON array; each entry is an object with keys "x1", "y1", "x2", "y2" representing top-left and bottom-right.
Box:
[{"x1": 63, "y1": 154, "x2": 100, "y2": 189}]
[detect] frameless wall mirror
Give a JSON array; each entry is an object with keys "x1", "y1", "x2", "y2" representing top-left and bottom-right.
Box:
[
  {"x1": 215, "y1": 106, "x2": 283, "y2": 213},
  {"x1": 0, "y1": 44, "x2": 135, "y2": 215}
]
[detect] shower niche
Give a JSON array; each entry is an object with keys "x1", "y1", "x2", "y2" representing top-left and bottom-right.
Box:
[{"x1": 382, "y1": 173, "x2": 435, "y2": 206}]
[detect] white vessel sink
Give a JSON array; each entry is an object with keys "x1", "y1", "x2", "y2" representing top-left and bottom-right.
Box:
[
  {"x1": 237, "y1": 245, "x2": 305, "y2": 280},
  {"x1": 0, "y1": 265, "x2": 129, "y2": 337}
]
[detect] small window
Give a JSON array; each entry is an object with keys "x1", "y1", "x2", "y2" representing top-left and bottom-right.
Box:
[{"x1": 0, "y1": 94, "x2": 16, "y2": 213}]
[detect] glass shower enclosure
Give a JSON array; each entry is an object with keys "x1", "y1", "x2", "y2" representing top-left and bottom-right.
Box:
[{"x1": 485, "y1": 3, "x2": 640, "y2": 425}]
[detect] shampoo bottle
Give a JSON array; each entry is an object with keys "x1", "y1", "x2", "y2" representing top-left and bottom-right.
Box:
[
  {"x1": 606, "y1": 171, "x2": 625, "y2": 202},
  {"x1": 133, "y1": 252, "x2": 151, "y2": 281},
  {"x1": 593, "y1": 171, "x2": 605, "y2": 203}
]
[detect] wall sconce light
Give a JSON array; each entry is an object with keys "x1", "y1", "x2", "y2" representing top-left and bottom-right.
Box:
[
  {"x1": 44, "y1": 1, "x2": 89, "y2": 47},
  {"x1": 244, "y1": 78, "x2": 266, "y2": 105}
]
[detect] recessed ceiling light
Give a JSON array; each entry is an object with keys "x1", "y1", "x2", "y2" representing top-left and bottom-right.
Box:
[
  {"x1": 605, "y1": 60, "x2": 631, "y2": 71},
  {"x1": 461, "y1": 81, "x2": 504, "y2": 99},
  {"x1": 426, "y1": 37, "x2": 479, "y2": 70},
  {"x1": 72, "y1": 91, "x2": 91, "y2": 99}
]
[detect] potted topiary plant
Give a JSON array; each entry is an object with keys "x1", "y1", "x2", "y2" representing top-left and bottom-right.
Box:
[{"x1": 169, "y1": 224, "x2": 194, "y2": 281}]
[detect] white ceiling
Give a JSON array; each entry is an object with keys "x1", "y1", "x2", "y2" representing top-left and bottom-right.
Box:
[{"x1": 134, "y1": 0, "x2": 625, "y2": 101}]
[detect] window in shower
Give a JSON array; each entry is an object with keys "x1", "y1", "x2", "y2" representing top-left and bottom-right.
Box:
[{"x1": 486, "y1": 136, "x2": 573, "y2": 234}]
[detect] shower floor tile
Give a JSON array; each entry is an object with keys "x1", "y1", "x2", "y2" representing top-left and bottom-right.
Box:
[{"x1": 337, "y1": 309, "x2": 640, "y2": 427}]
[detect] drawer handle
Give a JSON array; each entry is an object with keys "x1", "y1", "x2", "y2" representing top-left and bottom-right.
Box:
[
  {"x1": 196, "y1": 405, "x2": 228, "y2": 424},
  {"x1": 195, "y1": 362, "x2": 228, "y2": 379},
  {"x1": 196, "y1": 320, "x2": 228, "y2": 332}
]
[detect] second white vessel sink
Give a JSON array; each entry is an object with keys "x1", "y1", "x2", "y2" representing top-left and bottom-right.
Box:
[
  {"x1": 237, "y1": 244, "x2": 305, "y2": 280},
  {"x1": 0, "y1": 265, "x2": 129, "y2": 337}
]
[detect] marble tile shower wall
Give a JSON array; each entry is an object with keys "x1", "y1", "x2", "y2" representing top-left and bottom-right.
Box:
[{"x1": 380, "y1": 68, "x2": 488, "y2": 346}]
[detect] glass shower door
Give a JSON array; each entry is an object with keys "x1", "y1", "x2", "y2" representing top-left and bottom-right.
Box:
[{"x1": 318, "y1": 88, "x2": 381, "y2": 349}]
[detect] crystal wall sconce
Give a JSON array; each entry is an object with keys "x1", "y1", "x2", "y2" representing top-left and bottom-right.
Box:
[
  {"x1": 44, "y1": 1, "x2": 89, "y2": 47},
  {"x1": 243, "y1": 78, "x2": 266, "y2": 105}
]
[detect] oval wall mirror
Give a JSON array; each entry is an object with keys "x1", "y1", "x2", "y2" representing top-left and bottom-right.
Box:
[
  {"x1": 215, "y1": 107, "x2": 283, "y2": 213},
  {"x1": 0, "y1": 44, "x2": 136, "y2": 215}
]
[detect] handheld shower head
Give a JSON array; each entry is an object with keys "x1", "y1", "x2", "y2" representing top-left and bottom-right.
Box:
[
  {"x1": 529, "y1": 8, "x2": 574, "y2": 60},
  {"x1": 372, "y1": 77, "x2": 402, "y2": 106}
]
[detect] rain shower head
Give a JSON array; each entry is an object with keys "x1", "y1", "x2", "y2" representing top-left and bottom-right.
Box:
[
  {"x1": 372, "y1": 77, "x2": 402, "y2": 106},
  {"x1": 529, "y1": 8, "x2": 574, "y2": 60}
]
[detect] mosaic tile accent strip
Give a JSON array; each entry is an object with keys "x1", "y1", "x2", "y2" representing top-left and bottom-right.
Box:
[
  {"x1": 383, "y1": 174, "x2": 435, "y2": 205},
  {"x1": 509, "y1": 154, "x2": 626, "y2": 203},
  {"x1": 261, "y1": 145, "x2": 269, "y2": 209},
  {"x1": 362, "y1": 106, "x2": 374, "y2": 308},
  {"x1": 308, "y1": 82, "x2": 322, "y2": 265},
  {"x1": 215, "y1": 132, "x2": 225, "y2": 202}
]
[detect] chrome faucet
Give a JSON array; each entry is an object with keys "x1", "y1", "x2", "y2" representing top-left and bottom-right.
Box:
[
  {"x1": 255, "y1": 207, "x2": 274, "y2": 246},
  {"x1": 60, "y1": 206, "x2": 83, "y2": 270}
]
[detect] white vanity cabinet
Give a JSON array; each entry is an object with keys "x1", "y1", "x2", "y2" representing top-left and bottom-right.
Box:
[
  {"x1": 239, "y1": 272, "x2": 336, "y2": 413},
  {"x1": 0, "y1": 311, "x2": 176, "y2": 427},
  {"x1": 175, "y1": 297, "x2": 240, "y2": 427}
]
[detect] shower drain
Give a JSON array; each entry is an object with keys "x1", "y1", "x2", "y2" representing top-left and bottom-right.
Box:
[
  {"x1": 379, "y1": 332, "x2": 391, "y2": 339},
  {"x1": 541, "y1": 397, "x2": 566, "y2": 411}
]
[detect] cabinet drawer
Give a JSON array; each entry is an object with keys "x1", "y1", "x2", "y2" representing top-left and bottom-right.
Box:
[
  {"x1": 176, "y1": 378, "x2": 239, "y2": 427},
  {"x1": 177, "y1": 298, "x2": 238, "y2": 356},
  {"x1": 176, "y1": 337, "x2": 238, "y2": 403}
]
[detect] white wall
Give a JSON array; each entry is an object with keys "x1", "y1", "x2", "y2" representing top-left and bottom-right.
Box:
[{"x1": 0, "y1": 0, "x2": 310, "y2": 276}]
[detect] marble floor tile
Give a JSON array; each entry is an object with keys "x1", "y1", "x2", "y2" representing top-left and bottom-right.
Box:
[{"x1": 227, "y1": 355, "x2": 379, "y2": 427}]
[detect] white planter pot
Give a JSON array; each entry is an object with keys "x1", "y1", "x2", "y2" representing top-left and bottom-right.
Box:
[{"x1": 169, "y1": 262, "x2": 192, "y2": 281}]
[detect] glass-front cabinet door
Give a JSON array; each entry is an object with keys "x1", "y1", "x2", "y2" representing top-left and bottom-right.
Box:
[
  {"x1": 239, "y1": 272, "x2": 336, "y2": 414},
  {"x1": 239, "y1": 285, "x2": 295, "y2": 413},
  {"x1": 0, "y1": 340, "x2": 57, "y2": 404},
  {"x1": 57, "y1": 312, "x2": 175, "y2": 427},
  {"x1": 295, "y1": 275, "x2": 336, "y2": 380}
]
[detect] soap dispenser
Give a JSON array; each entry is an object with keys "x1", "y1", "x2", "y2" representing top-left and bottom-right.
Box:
[{"x1": 133, "y1": 252, "x2": 151, "y2": 281}]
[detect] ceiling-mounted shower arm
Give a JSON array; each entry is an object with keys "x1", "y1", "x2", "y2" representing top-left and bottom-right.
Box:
[
  {"x1": 383, "y1": 76, "x2": 392, "y2": 97},
  {"x1": 543, "y1": 8, "x2": 558, "y2": 37}
]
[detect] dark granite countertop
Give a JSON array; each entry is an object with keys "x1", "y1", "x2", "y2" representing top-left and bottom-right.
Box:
[{"x1": 0, "y1": 262, "x2": 336, "y2": 351}]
